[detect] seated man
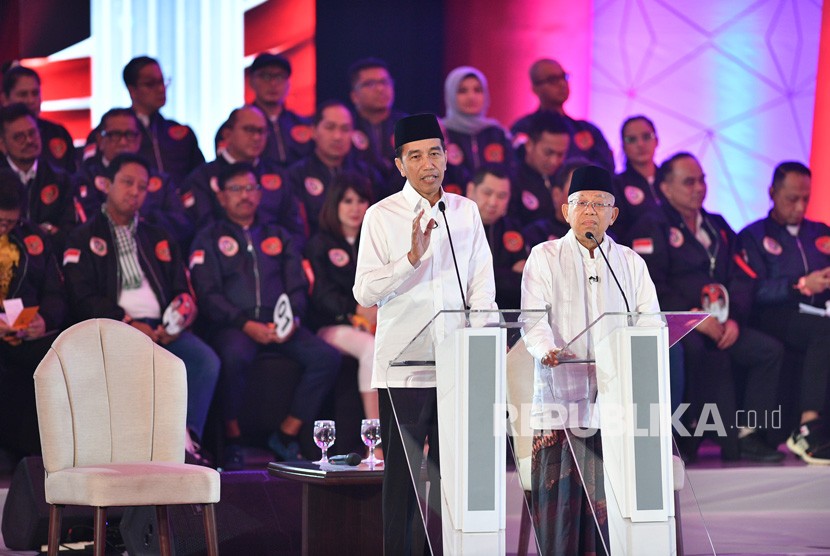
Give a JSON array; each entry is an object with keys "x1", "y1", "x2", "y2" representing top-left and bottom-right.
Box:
[
  {"x1": 508, "y1": 110, "x2": 571, "y2": 224},
  {"x1": 189, "y1": 162, "x2": 340, "y2": 468},
  {"x1": 738, "y1": 161, "x2": 830, "y2": 464},
  {"x1": 466, "y1": 164, "x2": 527, "y2": 309},
  {"x1": 627, "y1": 152, "x2": 784, "y2": 462},
  {"x1": 0, "y1": 169, "x2": 67, "y2": 460},
  {"x1": 73, "y1": 108, "x2": 191, "y2": 246},
  {"x1": 287, "y1": 100, "x2": 387, "y2": 237},
  {"x1": 0, "y1": 103, "x2": 75, "y2": 248},
  {"x1": 521, "y1": 165, "x2": 659, "y2": 554},
  {"x1": 180, "y1": 105, "x2": 302, "y2": 237},
  {"x1": 62, "y1": 153, "x2": 219, "y2": 464}
]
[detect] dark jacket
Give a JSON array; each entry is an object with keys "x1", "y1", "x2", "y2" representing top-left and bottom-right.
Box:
[
  {"x1": 62, "y1": 212, "x2": 188, "y2": 322},
  {"x1": 444, "y1": 125, "x2": 514, "y2": 194},
  {"x1": 3, "y1": 220, "x2": 67, "y2": 331},
  {"x1": 522, "y1": 215, "x2": 571, "y2": 250},
  {"x1": 625, "y1": 203, "x2": 755, "y2": 323},
  {"x1": 304, "y1": 231, "x2": 359, "y2": 329},
  {"x1": 352, "y1": 108, "x2": 408, "y2": 185},
  {"x1": 189, "y1": 217, "x2": 307, "y2": 329},
  {"x1": 738, "y1": 214, "x2": 830, "y2": 310},
  {"x1": 484, "y1": 216, "x2": 527, "y2": 310},
  {"x1": 612, "y1": 163, "x2": 665, "y2": 240},
  {"x1": 38, "y1": 117, "x2": 77, "y2": 175},
  {"x1": 508, "y1": 160, "x2": 556, "y2": 224},
  {"x1": 135, "y1": 110, "x2": 205, "y2": 186},
  {"x1": 254, "y1": 103, "x2": 314, "y2": 168}
]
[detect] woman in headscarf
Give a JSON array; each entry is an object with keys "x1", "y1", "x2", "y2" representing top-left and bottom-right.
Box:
[{"x1": 441, "y1": 66, "x2": 513, "y2": 196}]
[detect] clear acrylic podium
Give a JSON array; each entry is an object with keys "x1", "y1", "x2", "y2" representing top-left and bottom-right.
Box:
[{"x1": 386, "y1": 309, "x2": 714, "y2": 555}]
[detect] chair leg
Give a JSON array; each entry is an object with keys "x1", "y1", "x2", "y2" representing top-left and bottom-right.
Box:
[
  {"x1": 47, "y1": 505, "x2": 63, "y2": 556},
  {"x1": 93, "y1": 507, "x2": 107, "y2": 556},
  {"x1": 202, "y1": 503, "x2": 220, "y2": 556},
  {"x1": 156, "y1": 505, "x2": 173, "y2": 556}
]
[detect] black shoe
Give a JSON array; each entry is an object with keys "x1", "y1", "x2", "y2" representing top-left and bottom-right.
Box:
[
  {"x1": 787, "y1": 419, "x2": 830, "y2": 465},
  {"x1": 223, "y1": 443, "x2": 245, "y2": 471},
  {"x1": 739, "y1": 433, "x2": 785, "y2": 463}
]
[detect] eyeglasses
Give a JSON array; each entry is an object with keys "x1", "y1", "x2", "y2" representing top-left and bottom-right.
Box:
[
  {"x1": 568, "y1": 200, "x2": 614, "y2": 211},
  {"x1": 254, "y1": 71, "x2": 288, "y2": 83},
  {"x1": 224, "y1": 183, "x2": 261, "y2": 193},
  {"x1": 533, "y1": 72, "x2": 569, "y2": 86},
  {"x1": 137, "y1": 77, "x2": 172, "y2": 89},
  {"x1": 9, "y1": 128, "x2": 39, "y2": 145},
  {"x1": 355, "y1": 78, "x2": 393, "y2": 90},
  {"x1": 623, "y1": 132, "x2": 656, "y2": 145},
  {"x1": 101, "y1": 129, "x2": 141, "y2": 141}
]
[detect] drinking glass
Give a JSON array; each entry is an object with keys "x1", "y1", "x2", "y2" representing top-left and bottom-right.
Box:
[
  {"x1": 313, "y1": 420, "x2": 336, "y2": 464},
  {"x1": 360, "y1": 418, "x2": 382, "y2": 466}
]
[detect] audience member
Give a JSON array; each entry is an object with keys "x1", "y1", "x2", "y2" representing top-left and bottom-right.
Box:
[
  {"x1": 62, "y1": 153, "x2": 219, "y2": 464},
  {"x1": 180, "y1": 105, "x2": 302, "y2": 238},
  {"x1": 73, "y1": 108, "x2": 191, "y2": 246},
  {"x1": 613, "y1": 115, "x2": 663, "y2": 239},
  {"x1": 627, "y1": 152, "x2": 784, "y2": 462},
  {"x1": 287, "y1": 100, "x2": 386, "y2": 237},
  {"x1": 522, "y1": 158, "x2": 588, "y2": 248},
  {"x1": 509, "y1": 110, "x2": 570, "y2": 223},
  {"x1": 305, "y1": 171, "x2": 379, "y2": 423},
  {"x1": 441, "y1": 66, "x2": 512, "y2": 194},
  {"x1": 511, "y1": 58, "x2": 614, "y2": 172},
  {"x1": 0, "y1": 170, "x2": 67, "y2": 459},
  {"x1": 189, "y1": 162, "x2": 340, "y2": 469},
  {"x1": 738, "y1": 161, "x2": 830, "y2": 464},
  {"x1": 2, "y1": 64, "x2": 77, "y2": 174},
  {"x1": 247, "y1": 53, "x2": 313, "y2": 168},
  {"x1": 122, "y1": 56, "x2": 205, "y2": 185},
  {"x1": 0, "y1": 103, "x2": 75, "y2": 247},
  {"x1": 348, "y1": 57, "x2": 407, "y2": 184},
  {"x1": 467, "y1": 164, "x2": 526, "y2": 309}
]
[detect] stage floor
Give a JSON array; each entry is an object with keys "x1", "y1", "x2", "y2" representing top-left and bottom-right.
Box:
[{"x1": 2, "y1": 445, "x2": 828, "y2": 555}]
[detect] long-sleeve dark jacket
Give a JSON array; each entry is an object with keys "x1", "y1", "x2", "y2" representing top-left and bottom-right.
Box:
[
  {"x1": 135, "y1": 110, "x2": 205, "y2": 186},
  {"x1": 189, "y1": 217, "x2": 307, "y2": 329},
  {"x1": 612, "y1": 162, "x2": 665, "y2": 240},
  {"x1": 3, "y1": 220, "x2": 67, "y2": 331},
  {"x1": 443, "y1": 125, "x2": 514, "y2": 195},
  {"x1": 62, "y1": 212, "x2": 188, "y2": 322},
  {"x1": 738, "y1": 214, "x2": 830, "y2": 310},
  {"x1": 508, "y1": 160, "x2": 556, "y2": 224},
  {"x1": 484, "y1": 216, "x2": 527, "y2": 310},
  {"x1": 304, "y1": 230, "x2": 359, "y2": 329},
  {"x1": 39, "y1": 117, "x2": 77, "y2": 175},
  {"x1": 625, "y1": 203, "x2": 755, "y2": 323},
  {"x1": 254, "y1": 103, "x2": 314, "y2": 168}
]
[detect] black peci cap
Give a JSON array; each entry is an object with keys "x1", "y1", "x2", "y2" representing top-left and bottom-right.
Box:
[
  {"x1": 248, "y1": 53, "x2": 291, "y2": 76},
  {"x1": 394, "y1": 113, "x2": 443, "y2": 150},
  {"x1": 568, "y1": 165, "x2": 615, "y2": 196}
]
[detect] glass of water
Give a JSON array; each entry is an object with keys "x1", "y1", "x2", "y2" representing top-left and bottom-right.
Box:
[
  {"x1": 360, "y1": 418, "x2": 382, "y2": 466},
  {"x1": 313, "y1": 420, "x2": 336, "y2": 464}
]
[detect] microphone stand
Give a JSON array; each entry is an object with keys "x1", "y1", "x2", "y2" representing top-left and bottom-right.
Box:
[
  {"x1": 438, "y1": 201, "x2": 470, "y2": 315},
  {"x1": 586, "y1": 232, "x2": 633, "y2": 325}
]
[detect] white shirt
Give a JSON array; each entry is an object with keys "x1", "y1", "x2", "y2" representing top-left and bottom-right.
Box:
[
  {"x1": 521, "y1": 230, "x2": 660, "y2": 428},
  {"x1": 353, "y1": 181, "x2": 497, "y2": 388},
  {"x1": 7, "y1": 157, "x2": 37, "y2": 184}
]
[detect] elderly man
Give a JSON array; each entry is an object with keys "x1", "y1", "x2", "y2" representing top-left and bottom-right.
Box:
[
  {"x1": 521, "y1": 165, "x2": 659, "y2": 554},
  {"x1": 627, "y1": 152, "x2": 784, "y2": 463},
  {"x1": 353, "y1": 113, "x2": 496, "y2": 554},
  {"x1": 738, "y1": 161, "x2": 830, "y2": 464}
]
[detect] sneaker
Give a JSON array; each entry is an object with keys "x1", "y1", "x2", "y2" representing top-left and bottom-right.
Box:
[
  {"x1": 223, "y1": 443, "x2": 245, "y2": 471},
  {"x1": 738, "y1": 432, "x2": 785, "y2": 463},
  {"x1": 267, "y1": 431, "x2": 302, "y2": 461},
  {"x1": 787, "y1": 419, "x2": 830, "y2": 465}
]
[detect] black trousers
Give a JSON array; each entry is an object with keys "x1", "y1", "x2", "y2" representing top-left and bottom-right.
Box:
[{"x1": 379, "y1": 387, "x2": 442, "y2": 555}]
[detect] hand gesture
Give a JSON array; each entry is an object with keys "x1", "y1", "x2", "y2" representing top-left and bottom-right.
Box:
[
  {"x1": 408, "y1": 209, "x2": 435, "y2": 266},
  {"x1": 243, "y1": 320, "x2": 276, "y2": 345}
]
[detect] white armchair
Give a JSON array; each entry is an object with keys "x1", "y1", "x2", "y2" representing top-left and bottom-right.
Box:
[{"x1": 34, "y1": 318, "x2": 220, "y2": 556}]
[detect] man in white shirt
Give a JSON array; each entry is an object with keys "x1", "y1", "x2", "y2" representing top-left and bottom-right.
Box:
[
  {"x1": 353, "y1": 113, "x2": 496, "y2": 554},
  {"x1": 521, "y1": 165, "x2": 660, "y2": 554}
]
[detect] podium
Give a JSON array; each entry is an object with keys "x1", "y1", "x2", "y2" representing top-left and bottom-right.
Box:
[
  {"x1": 538, "y1": 312, "x2": 708, "y2": 555},
  {"x1": 388, "y1": 309, "x2": 546, "y2": 555},
  {"x1": 386, "y1": 310, "x2": 709, "y2": 555}
]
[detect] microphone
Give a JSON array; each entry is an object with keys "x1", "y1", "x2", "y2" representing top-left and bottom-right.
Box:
[
  {"x1": 329, "y1": 453, "x2": 362, "y2": 466},
  {"x1": 438, "y1": 201, "x2": 469, "y2": 310},
  {"x1": 585, "y1": 232, "x2": 631, "y2": 316}
]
